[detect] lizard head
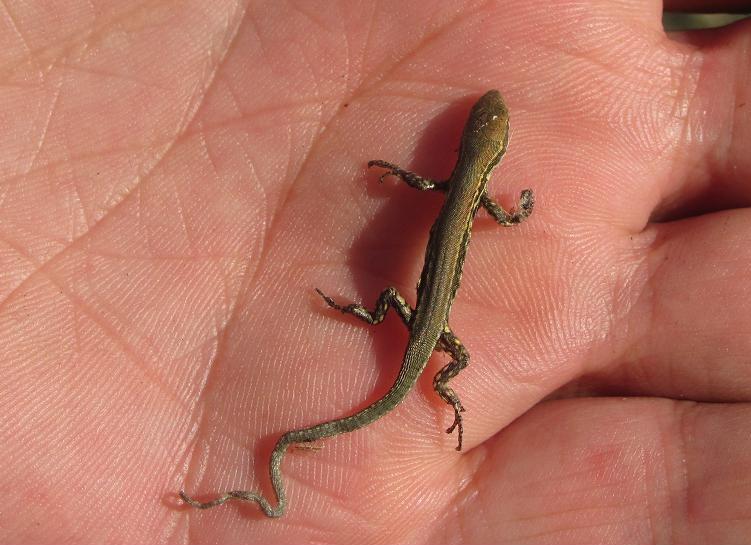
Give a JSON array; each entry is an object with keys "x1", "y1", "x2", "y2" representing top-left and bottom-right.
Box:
[{"x1": 464, "y1": 89, "x2": 510, "y2": 145}]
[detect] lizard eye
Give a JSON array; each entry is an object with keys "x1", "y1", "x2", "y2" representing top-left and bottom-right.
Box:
[{"x1": 475, "y1": 111, "x2": 503, "y2": 132}]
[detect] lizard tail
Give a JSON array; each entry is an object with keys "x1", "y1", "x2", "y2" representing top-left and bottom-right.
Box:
[{"x1": 179, "y1": 437, "x2": 291, "y2": 518}]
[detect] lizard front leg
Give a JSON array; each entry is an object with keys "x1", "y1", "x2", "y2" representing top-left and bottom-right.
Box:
[{"x1": 316, "y1": 286, "x2": 413, "y2": 327}]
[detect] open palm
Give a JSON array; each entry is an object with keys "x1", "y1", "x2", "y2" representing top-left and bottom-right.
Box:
[{"x1": 2, "y1": 1, "x2": 749, "y2": 543}]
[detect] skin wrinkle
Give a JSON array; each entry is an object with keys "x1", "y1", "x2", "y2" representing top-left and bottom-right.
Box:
[
  {"x1": 654, "y1": 403, "x2": 680, "y2": 545},
  {"x1": 0, "y1": 142, "x2": 169, "y2": 185},
  {"x1": 59, "y1": 61, "x2": 173, "y2": 91},
  {"x1": 0, "y1": 0, "x2": 33, "y2": 58},
  {"x1": 357, "y1": 4, "x2": 480, "y2": 95},
  {"x1": 440, "y1": 442, "x2": 488, "y2": 541},
  {"x1": 70, "y1": 177, "x2": 90, "y2": 235},
  {"x1": 598, "y1": 234, "x2": 652, "y2": 377},
  {"x1": 667, "y1": 49, "x2": 704, "y2": 179},
  {"x1": 0, "y1": 3, "x2": 151, "y2": 80},
  {"x1": 25, "y1": 71, "x2": 63, "y2": 174},
  {"x1": 677, "y1": 402, "x2": 698, "y2": 531}
]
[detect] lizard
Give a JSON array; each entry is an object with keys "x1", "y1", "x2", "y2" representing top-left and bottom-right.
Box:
[{"x1": 179, "y1": 89, "x2": 534, "y2": 517}]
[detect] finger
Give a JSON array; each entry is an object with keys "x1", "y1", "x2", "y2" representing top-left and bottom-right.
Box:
[
  {"x1": 560, "y1": 208, "x2": 751, "y2": 402},
  {"x1": 653, "y1": 18, "x2": 751, "y2": 220},
  {"x1": 632, "y1": 211, "x2": 751, "y2": 400},
  {"x1": 451, "y1": 398, "x2": 751, "y2": 543}
]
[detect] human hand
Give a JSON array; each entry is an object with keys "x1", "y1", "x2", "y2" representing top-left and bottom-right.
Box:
[{"x1": 2, "y1": 1, "x2": 749, "y2": 543}]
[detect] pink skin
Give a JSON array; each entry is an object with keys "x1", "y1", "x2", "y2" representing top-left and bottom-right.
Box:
[{"x1": 1, "y1": 1, "x2": 750, "y2": 543}]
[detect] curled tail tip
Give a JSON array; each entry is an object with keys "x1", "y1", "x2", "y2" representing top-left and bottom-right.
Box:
[
  {"x1": 520, "y1": 188, "x2": 534, "y2": 207},
  {"x1": 179, "y1": 490, "x2": 207, "y2": 509}
]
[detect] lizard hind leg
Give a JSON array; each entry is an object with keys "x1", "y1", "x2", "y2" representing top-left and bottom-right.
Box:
[
  {"x1": 480, "y1": 189, "x2": 534, "y2": 226},
  {"x1": 434, "y1": 326, "x2": 470, "y2": 451}
]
